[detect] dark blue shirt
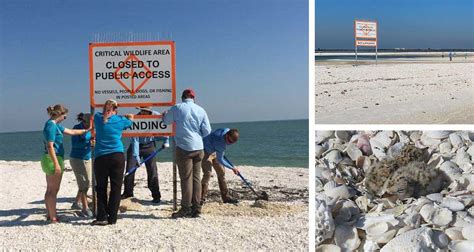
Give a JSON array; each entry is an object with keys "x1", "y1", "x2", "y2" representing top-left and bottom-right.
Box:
[{"x1": 70, "y1": 123, "x2": 92, "y2": 160}]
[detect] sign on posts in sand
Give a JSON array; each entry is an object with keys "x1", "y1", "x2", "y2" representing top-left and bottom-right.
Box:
[
  {"x1": 88, "y1": 41, "x2": 176, "y2": 137},
  {"x1": 354, "y1": 20, "x2": 378, "y2": 63}
]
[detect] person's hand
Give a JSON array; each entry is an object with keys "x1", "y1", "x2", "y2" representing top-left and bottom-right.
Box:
[
  {"x1": 90, "y1": 139, "x2": 96, "y2": 147},
  {"x1": 162, "y1": 143, "x2": 170, "y2": 149},
  {"x1": 232, "y1": 167, "x2": 240, "y2": 175},
  {"x1": 161, "y1": 110, "x2": 168, "y2": 117},
  {"x1": 54, "y1": 164, "x2": 62, "y2": 175},
  {"x1": 125, "y1": 114, "x2": 134, "y2": 120}
]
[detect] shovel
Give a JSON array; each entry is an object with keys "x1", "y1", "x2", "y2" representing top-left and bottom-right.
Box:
[{"x1": 224, "y1": 156, "x2": 269, "y2": 201}]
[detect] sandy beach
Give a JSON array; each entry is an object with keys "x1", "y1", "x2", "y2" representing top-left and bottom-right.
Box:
[
  {"x1": 0, "y1": 160, "x2": 308, "y2": 250},
  {"x1": 315, "y1": 59, "x2": 474, "y2": 124}
]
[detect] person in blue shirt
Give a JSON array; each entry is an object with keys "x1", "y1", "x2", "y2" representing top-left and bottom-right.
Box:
[
  {"x1": 91, "y1": 99, "x2": 134, "y2": 226},
  {"x1": 122, "y1": 106, "x2": 170, "y2": 203},
  {"x1": 42, "y1": 104, "x2": 91, "y2": 224},
  {"x1": 201, "y1": 128, "x2": 240, "y2": 205},
  {"x1": 163, "y1": 89, "x2": 211, "y2": 218},
  {"x1": 69, "y1": 113, "x2": 93, "y2": 218}
]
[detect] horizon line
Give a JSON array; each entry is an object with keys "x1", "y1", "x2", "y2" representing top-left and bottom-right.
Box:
[{"x1": 0, "y1": 118, "x2": 309, "y2": 134}]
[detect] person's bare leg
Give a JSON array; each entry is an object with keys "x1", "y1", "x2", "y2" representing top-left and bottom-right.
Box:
[
  {"x1": 81, "y1": 192, "x2": 89, "y2": 210},
  {"x1": 75, "y1": 191, "x2": 81, "y2": 205},
  {"x1": 45, "y1": 174, "x2": 62, "y2": 222}
]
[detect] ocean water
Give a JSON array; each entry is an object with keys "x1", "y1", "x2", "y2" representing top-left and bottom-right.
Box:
[{"x1": 0, "y1": 119, "x2": 308, "y2": 168}]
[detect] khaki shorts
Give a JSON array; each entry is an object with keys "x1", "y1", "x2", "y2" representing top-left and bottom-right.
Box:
[
  {"x1": 41, "y1": 154, "x2": 64, "y2": 176},
  {"x1": 70, "y1": 158, "x2": 92, "y2": 193}
]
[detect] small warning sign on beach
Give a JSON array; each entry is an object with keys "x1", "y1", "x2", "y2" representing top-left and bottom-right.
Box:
[
  {"x1": 89, "y1": 41, "x2": 176, "y2": 107},
  {"x1": 356, "y1": 40, "x2": 377, "y2": 47}
]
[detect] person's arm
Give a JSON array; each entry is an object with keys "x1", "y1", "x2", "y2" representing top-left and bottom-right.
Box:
[
  {"x1": 46, "y1": 142, "x2": 62, "y2": 175},
  {"x1": 216, "y1": 150, "x2": 239, "y2": 174},
  {"x1": 131, "y1": 137, "x2": 140, "y2": 163},
  {"x1": 64, "y1": 128, "x2": 90, "y2": 136},
  {"x1": 200, "y1": 112, "x2": 211, "y2": 137},
  {"x1": 162, "y1": 107, "x2": 174, "y2": 125},
  {"x1": 121, "y1": 114, "x2": 134, "y2": 129}
]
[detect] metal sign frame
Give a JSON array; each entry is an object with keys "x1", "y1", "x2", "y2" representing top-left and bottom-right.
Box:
[{"x1": 354, "y1": 19, "x2": 378, "y2": 64}]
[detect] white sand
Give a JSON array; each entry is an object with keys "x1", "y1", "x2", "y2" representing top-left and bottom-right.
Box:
[
  {"x1": 315, "y1": 60, "x2": 474, "y2": 124},
  {"x1": 0, "y1": 160, "x2": 308, "y2": 250}
]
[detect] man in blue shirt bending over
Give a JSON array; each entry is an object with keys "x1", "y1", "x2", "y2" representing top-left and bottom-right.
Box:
[
  {"x1": 201, "y1": 128, "x2": 240, "y2": 205},
  {"x1": 122, "y1": 107, "x2": 170, "y2": 203}
]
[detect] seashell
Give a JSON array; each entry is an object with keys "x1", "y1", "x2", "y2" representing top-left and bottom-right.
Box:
[
  {"x1": 356, "y1": 214, "x2": 399, "y2": 229},
  {"x1": 315, "y1": 198, "x2": 335, "y2": 245},
  {"x1": 333, "y1": 200, "x2": 360, "y2": 225},
  {"x1": 452, "y1": 211, "x2": 474, "y2": 227},
  {"x1": 381, "y1": 227, "x2": 448, "y2": 252},
  {"x1": 355, "y1": 195, "x2": 369, "y2": 213},
  {"x1": 370, "y1": 138, "x2": 387, "y2": 160},
  {"x1": 334, "y1": 224, "x2": 361, "y2": 251},
  {"x1": 316, "y1": 178, "x2": 324, "y2": 192},
  {"x1": 441, "y1": 197, "x2": 465, "y2": 212},
  {"x1": 397, "y1": 131, "x2": 411, "y2": 144},
  {"x1": 445, "y1": 227, "x2": 464, "y2": 241},
  {"x1": 409, "y1": 131, "x2": 423, "y2": 143},
  {"x1": 335, "y1": 131, "x2": 350, "y2": 143},
  {"x1": 462, "y1": 225, "x2": 474, "y2": 240},
  {"x1": 345, "y1": 143, "x2": 362, "y2": 161},
  {"x1": 455, "y1": 148, "x2": 473, "y2": 172},
  {"x1": 357, "y1": 134, "x2": 372, "y2": 155},
  {"x1": 315, "y1": 244, "x2": 341, "y2": 252},
  {"x1": 396, "y1": 225, "x2": 414, "y2": 236},
  {"x1": 439, "y1": 141, "x2": 452, "y2": 154},
  {"x1": 323, "y1": 149, "x2": 343, "y2": 164},
  {"x1": 448, "y1": 240, "x2": 474, "y2": 252},
  {"x1": 365, "y1": 222, "x2": 389, "y2": 237},
  {"x1": 367, "y1": 229, "x2": 397, "y2": 244},
  {"x1": 420, "y1": 203, "x2": 453, "y2": 226},
  {"x1": 449, "y1": 132, "x2": 464, "y2": 149},
  {"x1": 426, "y1": 193, "x2": 443, "y2": 203},
  {"x1": 324, "y1": 181, "x2": 338, "y2": 191},
  {"x1": 324, "y1": 184, "x2": 351, "y2": 200},
  {"x1": 467, "y1": 144, "x2": 474, "y2": 159},
  {"x1": 373, "y1": 131, "x2": 395, "y2": 148},
  {"x1": 424, "y1": 131, "x2": 451, "y2": 139},
  {"x1": 316, "y1": 131, "x2": 334, "y2": 144},
  {"x1": 387, "y1": 142, "x2": 405, "y2": 160},
  {"x1": 440, "y1": 161, "x2": 463, "y2": 181},
  {"x1": 468, "y1": 206, "x2": 474, "y2": 217},
  {"x1": 362, "y1": 239, "x2": 380, "y2": 252},
  {"x1": 315, "y1": 145, "x2": 327, "y2": 158}
]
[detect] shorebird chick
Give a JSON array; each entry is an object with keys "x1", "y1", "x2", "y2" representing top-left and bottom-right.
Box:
[
  {"x1": 383, "y1": 161, "x2": 447, "y2": 200},
  {"x1": 364, "y1": 145, "x2": 430, "y2": 197}
]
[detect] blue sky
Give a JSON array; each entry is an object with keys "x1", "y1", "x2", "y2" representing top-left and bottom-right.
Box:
[
  {"x1": 316, "y1": 0, "x2": 474, "y2": 49},
  {"x1": 0, "y1": 0, "x2": 308, "y2": 132}
]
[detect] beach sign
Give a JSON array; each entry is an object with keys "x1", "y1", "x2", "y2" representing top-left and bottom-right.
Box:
[
  {"x1": 89, "y1": 41, "x2": 176, "y2": 107},
  {"x1": 122, "y1": 114, "x2": 174, "y2": 137},
  {"x1": 354, "y1": 20, "x2": 378, "y2": 63},
  {"x1": 355, "y1": 20, "x2": 377, "y2": 39}
]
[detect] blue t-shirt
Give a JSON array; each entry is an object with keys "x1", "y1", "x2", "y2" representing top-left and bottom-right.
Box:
[
  {"x1": 70, "y1": 123, "x2": 92, "y2": 160},
  {"x1": 43, "y1": 119, "x2": 66, "y2": 157},
  {"x1": 94, "y1": 112, "x2": 132, "y2": 158}
]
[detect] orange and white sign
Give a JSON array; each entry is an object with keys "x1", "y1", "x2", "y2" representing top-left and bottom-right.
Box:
[
  {"x1": 89, "y1": 41, "x2": 176, "y2": 107},
  {"x1": 355, "y1": 20, "x2": 377, "y2": 39},
  {"x1": 122, "y1": 114, "x2": 174, "y2": 137},
  {"x1": 356, "y1": 40, "x2": 377, "y2": 47}
]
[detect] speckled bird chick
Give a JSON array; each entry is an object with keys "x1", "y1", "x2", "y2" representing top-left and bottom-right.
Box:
[
  {"x1": 364, "y1": 145, "x2": 430, "y2": 197},
  {"x1": 383, "y1": 161, "x2": 447, "y2": 200}
]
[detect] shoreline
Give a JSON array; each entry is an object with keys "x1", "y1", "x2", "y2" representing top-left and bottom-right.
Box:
[{"x1": 0, "y1": 161, "x2": 308, "y2": 250}]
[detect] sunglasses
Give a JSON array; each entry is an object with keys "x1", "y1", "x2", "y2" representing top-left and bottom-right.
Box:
[{"x1": 226, "y1": 134, "x2": 237, "y2": 144}]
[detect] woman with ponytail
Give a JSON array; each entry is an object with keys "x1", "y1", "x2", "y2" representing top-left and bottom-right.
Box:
[
  {"x1": 42, "y1": 104, "x2": 91, "y2": 223},
  {"x1": 92, "y1": 99, "x2": 134, "y2": 225}
]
